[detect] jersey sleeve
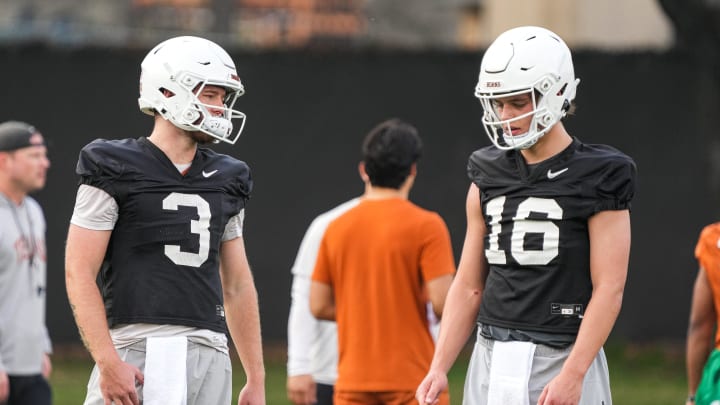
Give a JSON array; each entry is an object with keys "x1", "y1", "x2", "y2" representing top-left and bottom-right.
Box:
[
  {"x1": 466, "y1": 147, "x2": 497, "y2": 185},
  {"x1": 287, "y1": 199, "x2": 358, "y2": 378},
  {"x1": 287, "y1": 272, "x2": 315, "y2": 376},
  {"x1": 212, "y1": 153, "x2": 253, "y2": 217},
  {"x1": 419, "y1": 213, "x2": 456, "y2": 282},
  {"x1": 214, "y1": 153, "x2": 252, "y2": 199},
  {"x1": 311, "y1": 235, "x2": 333, "y2": 285},
  {"x1": 288, "y1": 215, "x2": 332, "y2": 375},
  {"x1": 696, "y1": 224, "x2": 720, "y2": 271},
  {"x1": 75, "y1": 139, "x2": 125, "y2": 197},
  {"x1": 592, "y1": 155, "x2": 637, "y2": 212}
]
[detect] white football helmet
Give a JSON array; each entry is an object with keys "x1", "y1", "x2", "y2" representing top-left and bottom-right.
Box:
[
  {"x1": 138, "y1": 36, "x2": 246, "y2": 144},
  {"x1": 475, "y1": 26, "x2": 580, "y2": 150}
]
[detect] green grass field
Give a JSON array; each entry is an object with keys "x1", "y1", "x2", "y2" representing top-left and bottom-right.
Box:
[{"x1": 49, "y1": 341, "x2": 686, "y2": 404}]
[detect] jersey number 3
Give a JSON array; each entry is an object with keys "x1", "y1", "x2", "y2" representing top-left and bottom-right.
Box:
[
  {"x1": 163, "y1": 192, "x2": 211, "y2": 267},
  {"x1": 485, "y1": 196, "x2": 562, "y2": 265}
]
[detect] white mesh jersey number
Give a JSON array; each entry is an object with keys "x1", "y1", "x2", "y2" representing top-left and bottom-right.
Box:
[
  {"x1": 162, "y1": 192, "x2": 211, "y2": 267},
  {"x1": 485, "y1": 196, "x2": 563, "y2": 265}
]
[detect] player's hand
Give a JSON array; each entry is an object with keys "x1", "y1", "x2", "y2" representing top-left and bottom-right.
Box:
[
  {"x1": 536, "y1": 369, "x2": 583, "y2": 405},
  {"x1": 98, "y1": 359, "x2": 144, "y2": 405},
  {"x1": 287, "y1": 374, "x2": 317, "y2": 405},
  {"x1": 0, "y1": 370, "x2": 9, "y2": 403},
  {"x1": 41, "y1": 353, "x2": 52, "y2": 379},
  {"x1": 415, "y1": 370, "x2": 448, "y2": 405},
  {"x1": 237, "y1": 381, "x2": 266, "y2": 405}
]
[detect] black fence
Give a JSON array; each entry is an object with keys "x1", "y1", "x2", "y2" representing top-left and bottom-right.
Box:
[{"x1": 2, "y1": 45, "x2": 717, "y2": 344}]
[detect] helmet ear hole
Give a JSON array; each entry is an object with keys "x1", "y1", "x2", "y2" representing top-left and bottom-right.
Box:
[{"x1": 561, "y1": 99, "x2": 570, "y2": 112}]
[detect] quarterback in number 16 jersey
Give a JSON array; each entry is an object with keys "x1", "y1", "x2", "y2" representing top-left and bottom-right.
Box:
[
  {"x1": 468, "y1": 137, "x2": 636, "y2": 336},
  {"x1": 76, "y1": 136, "x2": 252, "y2": 334}
]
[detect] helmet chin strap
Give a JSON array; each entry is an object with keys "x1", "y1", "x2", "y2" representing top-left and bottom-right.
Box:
[
  {"x1": 201, "y1": 117, "x2": 233, "y2": 139},
  {"x1": 501, "y1": 117, "x2": 554, "y2": 150},
  {"x1": 502, "y1": 131, "x2": 538, "y2": 150}
]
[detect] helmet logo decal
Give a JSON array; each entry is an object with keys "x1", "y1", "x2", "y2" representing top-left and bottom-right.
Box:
[{"x1": 486, "y1": 81, "x2": 502, "y2": 88}]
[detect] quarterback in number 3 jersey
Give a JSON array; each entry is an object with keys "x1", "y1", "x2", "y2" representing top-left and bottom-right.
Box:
[
  {"x1": 65, "y1": 36, "x2": 265, "y2": 405},
  {"x1": 75, "y1": 137, "x2": 251, "y2": 332}
]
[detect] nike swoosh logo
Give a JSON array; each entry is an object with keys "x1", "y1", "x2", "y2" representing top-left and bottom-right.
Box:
[
  {"x1": 547, "y1": 168, "x2": 568, "y2": 179},
  {"x1": 202, "y1": 170, "x2": 218, "y2": 178}
]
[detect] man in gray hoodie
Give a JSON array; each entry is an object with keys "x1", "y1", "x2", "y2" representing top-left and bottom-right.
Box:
[{"x1": 0, "y1": 121, "x2": 52, "y2": 405}]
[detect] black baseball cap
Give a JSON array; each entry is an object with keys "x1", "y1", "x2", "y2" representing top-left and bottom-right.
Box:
[{"x1": 0, "y1": 121, "x2": 46, "y2": 152}]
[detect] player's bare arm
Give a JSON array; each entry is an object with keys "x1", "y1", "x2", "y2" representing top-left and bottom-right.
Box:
[
  {"x1": 219, "y1": 236, "x2": 266, "y2": 405},
  {"x1": 686, "y1": 267, "x2": 715, "y2": 402},
  {"x1": 538, "y1": 209, "x2": 630, "y2": 405},
  {"x1": 287, "y1": 374, "x2": 317, "y2": 405},
  {"x1": 65, "y1": 224, "x2": 144, "y2": 405},
  {"x1": 426, "y1": 274, "x2": 454, "y2": 319},
  {"x1": 416, "y1": 183, "x2": 487, "y2": 404},
  {"x1": 0, "y1": 371, "x2": 8, "y2": 402},
  {"x1": 309, "y1": 282, "x2": 335, "y2": 321}
]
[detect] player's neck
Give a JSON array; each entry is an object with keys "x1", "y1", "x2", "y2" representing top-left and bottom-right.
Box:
[
  {"x1": 364, "y1": 187, "x2": 408, "y2": 200},
  {"x1": 363, "y1": 175, "x2": 413, "y2": 200},
  {"x1": 520, "y1": 125, "x2": 572, "y2": 164},
  {"x1": 147, "y1": 125, "x2": 197, "y2": 165}
]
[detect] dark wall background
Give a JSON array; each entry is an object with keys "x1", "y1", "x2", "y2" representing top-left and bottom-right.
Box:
[{"x1": 2, "y1": 46, "x2": 717, "y2": 345}]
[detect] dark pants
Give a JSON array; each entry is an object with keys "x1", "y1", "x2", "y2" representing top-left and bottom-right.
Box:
[
  {"x1": 5, "y1": 375, "x2": 51, "y2": 405},
  {"x1": 317, "y1": 383, "x2": 334, "y2": 405}
]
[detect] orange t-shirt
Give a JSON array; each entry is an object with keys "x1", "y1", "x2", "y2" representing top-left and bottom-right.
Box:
[
  {"x1": 312, "y1": 198, "x2": 456, "y2": 391},
  {"x1": 695, "y1": 223, "x2": 720, "y2": 348}
]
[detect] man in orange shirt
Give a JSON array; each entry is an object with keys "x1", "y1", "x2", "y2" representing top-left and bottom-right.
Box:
[
  {"x1": 686, "y1": 223, "x2": 720, "y2": 405},
  {"x1": 310, "y1": 118, "x2": 455, "y2": 405}
]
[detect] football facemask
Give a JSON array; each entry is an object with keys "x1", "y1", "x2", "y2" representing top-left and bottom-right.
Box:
[{"x1": 475, "y1": 26, "x2": 579, "y2": 151}]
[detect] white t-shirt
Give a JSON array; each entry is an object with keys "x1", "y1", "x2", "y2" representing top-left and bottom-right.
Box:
[{"x1": 287, "y1": 198, "x2": 361, "y2": 384}]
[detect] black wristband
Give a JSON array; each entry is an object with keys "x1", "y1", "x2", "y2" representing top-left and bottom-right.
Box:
[{"x1": 688, "y1": 394, "x2": 696, "y2": 402}]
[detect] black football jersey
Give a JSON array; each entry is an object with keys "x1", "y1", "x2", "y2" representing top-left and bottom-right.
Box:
[
  {"x1": 468, "y1": 138, "x2": 636, "y2": 335},
  {"x1": 76, "y1": 137, "x2": 252, "y2": 333}
]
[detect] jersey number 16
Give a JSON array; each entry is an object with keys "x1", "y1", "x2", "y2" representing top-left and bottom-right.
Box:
[{"x1": 485, "y1": 196, "x2": 563, "y2": 266}]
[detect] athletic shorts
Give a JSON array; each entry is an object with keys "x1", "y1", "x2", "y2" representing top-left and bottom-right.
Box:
[
  {"x1": 317, "y1": 383, "x2": 334, "y2": 405},
  {"x1": 334, "y1": 389, "x2": 449, "y2": 405},
  {"x1": 463, "y1": 331, "x2": 612, "y2": 405},
  {"x1": 7, "y1": 374, "x2": 51, "y2": 405},
  {"x1": 697, "y1": 348, "x2": 720, "y2": 405},
  {"x1": 83, "y1": 338, "x2": 232, "y2": 405}
]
